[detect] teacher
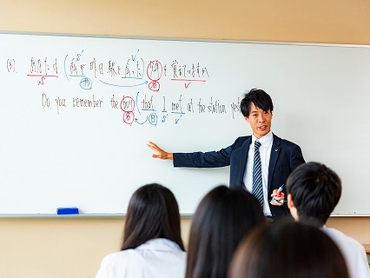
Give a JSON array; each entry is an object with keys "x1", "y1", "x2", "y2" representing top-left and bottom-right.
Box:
[{"x1": 147, "y1": 88, "x2": 305, "y2": 221}]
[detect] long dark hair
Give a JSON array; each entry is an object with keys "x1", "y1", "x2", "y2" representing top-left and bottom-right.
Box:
[
  {"x1": 186, "y1": 185, "x2": 266, "y2": 278},
  {"x1": 121, "y1": 183, "x2": 185, "y2": 251},
  {"x1": 230, "y1": 221, "x2": 349, "y2": 278}
]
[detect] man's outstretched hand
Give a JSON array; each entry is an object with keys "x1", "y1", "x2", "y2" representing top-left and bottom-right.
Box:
[{"x1": 147, "y1": 141, "x2": 173, "y2": 160}]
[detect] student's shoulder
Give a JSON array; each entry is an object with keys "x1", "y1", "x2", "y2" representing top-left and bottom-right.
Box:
[
  {"x1": 323, "y1": 227, "x2": 365, "y2": 251},
  {"x1": 100, "y1": 250, "x2": 139, "y2": 266},
  {"x1": 96, "y1": 250, "x2": 141, "y2": 278}
]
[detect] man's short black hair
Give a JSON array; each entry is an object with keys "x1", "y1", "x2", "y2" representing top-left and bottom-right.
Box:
[{"x1": 240, "y1": 88, "x2": 273, "y2": 117}]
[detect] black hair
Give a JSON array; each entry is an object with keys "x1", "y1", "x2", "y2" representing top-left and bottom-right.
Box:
[
  {"x1": 121, "y1": 183, "x2": 185, "y2": 251},
  {"x1": 186, "y1": 185, "x2": 266, "y2": 278},
  {"x1": 286, "y1": 162, "x2": 342, "y2": 227},
  {"x1": 230, "y1": 221, "x2": 349, "y2": 278},
  {"x1": 240, "y1": 88, "x2": 273, "y2": 117}
]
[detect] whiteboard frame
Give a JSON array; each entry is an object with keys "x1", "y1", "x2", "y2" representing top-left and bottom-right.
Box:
[{"x1": 1, "y1": 31, "x2": 370, "y2": 217}]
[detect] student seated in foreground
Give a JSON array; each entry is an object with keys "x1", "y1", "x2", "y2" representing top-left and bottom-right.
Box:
[
  {"x1": 186, "y1": 185, "x2": 267, "y2": 278},
  {"x1": 95, "y1": 183, "x2": 186, "y2": 278},
  {"x1": 229, "y1": 221, "x2": 349, "y2": 278},
  {"x1": 286, "y1": 162, "x2": 370, "y2": 278}
]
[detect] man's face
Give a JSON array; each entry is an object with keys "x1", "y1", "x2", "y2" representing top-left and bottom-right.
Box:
[{"x1": 244, "y1": 103, "x2": 272, "y2": 138}]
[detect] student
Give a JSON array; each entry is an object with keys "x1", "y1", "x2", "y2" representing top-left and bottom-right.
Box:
[
  {"x1": 95, "y1": 183, "x2": 186, "y2": 278},
  {"x1": 148, "y1": 88, "x2": 305, "y2": 221},
  {"x1": 286, "y1": 162, "x2": 370, "y2": 278},
  {"x1": 186, "y1": 185, "x2": 267, "y2": 278},
  {"x1": 229, "y1": 221, "x2": 349, "y2": 278}
]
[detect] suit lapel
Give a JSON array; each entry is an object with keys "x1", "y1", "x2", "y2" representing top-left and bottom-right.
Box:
[
  {"x1": 237, "y1": 137, "x2": 251, "y2": 186},
  {"x1": 268, "y1": 134, "x2": 281, "y2": 188},
  {"x1": 240, "y1": 137, "x2": 251, "y2": 169}
]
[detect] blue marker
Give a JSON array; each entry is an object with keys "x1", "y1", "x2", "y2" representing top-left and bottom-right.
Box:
[
  {"x1": 271, "y1": 184, "x2": 284, "y2": 203},
  {"x1": 57, "y1": 207, "x2": 79, "y2": 215}
]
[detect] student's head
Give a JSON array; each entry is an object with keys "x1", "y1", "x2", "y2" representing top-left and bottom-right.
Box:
[
  {"x1": 186, "y1": 185, "x2": 266, "y2": 278},
  {"x1": 286, "y1": 162, "x2": 342, "y2": 227},
  {"x1": 121, "y1": 183, "x2": 184, "y2": 251},
  {"x1": 240, "y1": 88, "x2": 273, "y2": 138},
  {"x1": 229, "y1": 221, "x2": 349, "y2": 278}
]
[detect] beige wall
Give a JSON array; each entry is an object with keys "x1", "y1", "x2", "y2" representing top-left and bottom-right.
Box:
[
  {"x1": 1, "y1": 1, "x2": 370, "y2": 277},
  {"x1": 0, "y1": 217, "x2": 369, "y2": 277},
  {"x1": 1, "y1": 0, "x2": 370, "y2": 44}
]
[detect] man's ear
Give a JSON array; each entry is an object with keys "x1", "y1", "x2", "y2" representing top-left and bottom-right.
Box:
[
  {"x1": 287, "y1": 193, "x2": 294, "y2": 209},
  {"x1": 287, "y1": 193, "x2": 299, "y2": 221}
]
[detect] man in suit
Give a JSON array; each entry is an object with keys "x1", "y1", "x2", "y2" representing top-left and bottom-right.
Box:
[{"x1": 147, "y1": 88, "x2": 305, "y2": 221}]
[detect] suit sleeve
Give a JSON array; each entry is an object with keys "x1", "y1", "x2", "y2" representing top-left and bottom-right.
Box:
[
  {"x1": 173, "y1": 146, "x2": 233, "y2": 168},
  {"x1": 290, "y1": 144, "x2": 305, "y2": 171}
]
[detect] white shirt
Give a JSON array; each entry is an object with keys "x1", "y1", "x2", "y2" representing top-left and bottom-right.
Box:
[
  {"x1": 95, "y1": 238, "x2": 186, "y2": 278},
  {"x1": 322, "y1": 226, "x2": 370, "y2": 278},
  {"x1": 244, "y1": 131, "x2": 273, "y2": 216}
]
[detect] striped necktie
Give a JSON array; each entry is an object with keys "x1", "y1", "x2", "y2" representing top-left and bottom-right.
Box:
[{"x1": 252, "y1": 140, "x2": 264, "y2": 207}]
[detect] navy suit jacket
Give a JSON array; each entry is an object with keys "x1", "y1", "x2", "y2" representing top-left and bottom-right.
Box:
[{"x1": 173, "y1": 134, "x2": 305, "y2": 219}]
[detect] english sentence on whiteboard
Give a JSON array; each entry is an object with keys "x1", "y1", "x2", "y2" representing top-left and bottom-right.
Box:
[
  {"x1": 7, "y1": 50, "x2": 240, "y2": 125},
  {"x1": 7, "y1": 51, "x2": 210, "y2": 90},
  {"x1": 42, "y1": 92, "x2": 242, "y2": 125}
]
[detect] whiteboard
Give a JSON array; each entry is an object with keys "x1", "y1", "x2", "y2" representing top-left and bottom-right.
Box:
[{"x1": 1, "y1": 33, "x2": 370, "y2": 216}]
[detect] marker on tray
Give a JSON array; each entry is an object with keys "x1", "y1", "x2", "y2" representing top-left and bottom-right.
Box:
[{"x1": 270, "y1": 184, "x2": 284, "y2": 204}]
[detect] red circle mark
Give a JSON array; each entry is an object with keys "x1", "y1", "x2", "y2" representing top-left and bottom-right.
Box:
[
  {"x1": 146, "y1": 60, "x2": 163, "y2": 81},
  {"x1": 120, "y1": 96, "x2": 135, "y2": 112},
  {"x1": 123, "y1": 111, "x2": 135, "y2": 125},
  {"x1": 148, "y1": 80, "x2": 160, "y2": 92}
]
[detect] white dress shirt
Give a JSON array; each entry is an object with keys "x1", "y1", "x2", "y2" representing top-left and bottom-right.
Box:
[
  {"x1": 95, "y1": 238, "x2": 186, "y2": 278},
  {"x1": 244, "y1": 131, "x2": 273, "y2": 216},
  {"x1": 322, "y1": 226, "x2": 370, "y2": 278}
]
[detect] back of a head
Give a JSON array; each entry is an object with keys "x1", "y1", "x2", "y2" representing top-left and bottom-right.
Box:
[
  {"x1": 229, "y1": 221, "x2": 349, "y2": 278},
  {"x1": 240, "y1": 88, "x2": 274, "y2": 117},
  {"x1": 186, "y1": 185, "x2": 266, "y2": 278},
  {"x1": 286, "y1": 162, "x2": 342, "y2": 227},
  {"x1": 121, "y1": 183, "x2": 184, "y2": 251}
]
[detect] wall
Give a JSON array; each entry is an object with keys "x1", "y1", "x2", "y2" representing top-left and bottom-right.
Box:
[
  {"x1": 1, "y1": 0, "x2": 370, "y2": 277},
  {"x1": 1, "y1": 0, "x2": 370, "y2": 44}
]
